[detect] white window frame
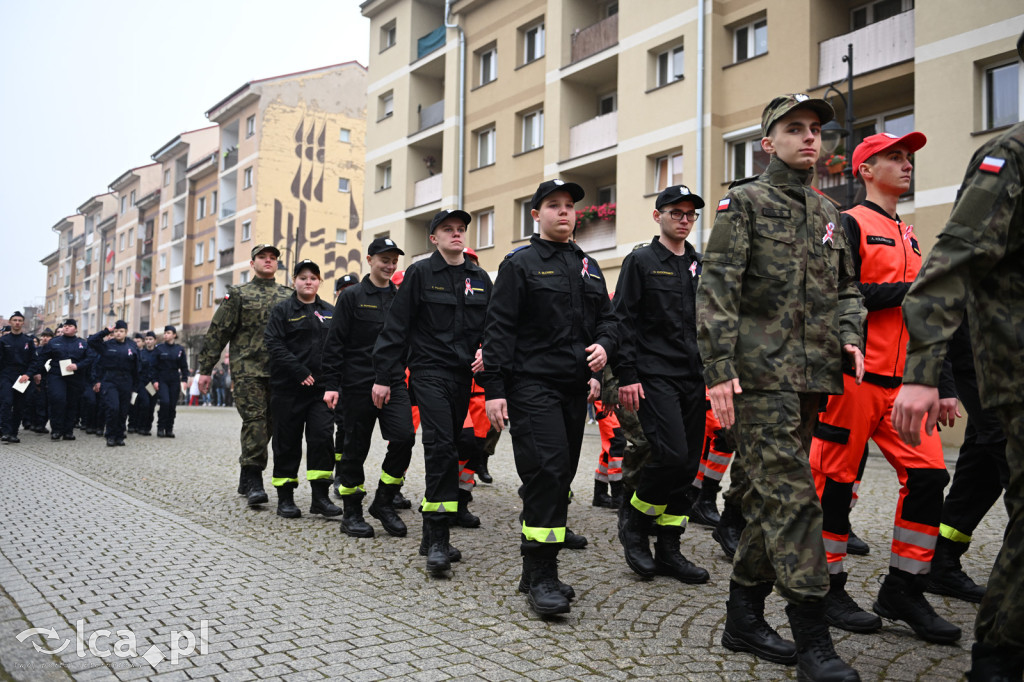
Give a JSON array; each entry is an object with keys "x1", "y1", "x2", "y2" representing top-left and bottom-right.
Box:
[
  {"x1": 161, "y1": 212, "x2": 168, "y2": 229},
  {"x1": 158, "y1": 294, "x2": 165, "y2": 312},
  {"x1": 208, "y1": 238, "x2": 216, "y2": 262},
  {"x1": 338, "y1": 178, "x2": 351, "y2": 193},
  {"x1": 381, "y1": 20, "x2": 396, "y2": 51},
  {"x1": 194, "y1": 242, "x2": 204, "y2": 266},
  {"x1": 377, "y1": 161, "x2": 392, "y2": 190},
  {"x1": 240, "y1": 271, "x2": 250, "y2": 285},
  {"x1": 477, "y1": 127, "x2": 496, "y2": 167},
  {"x1": 130, "y1": 190, "x2": 136, "y2": 206},
  {"x1": 380, "y1": 91, "x2": 394, "y2": 119},
  {"x1": 521, "y1": 109, "x2": 544, "y2": 152},
  {"x1": 241, "y1": 220, "x2": 252, "y2": 242},
  {"x1": 159, "y1": 253, "x2": 167, "y2": 271},
  {"x1": 523, "y1": 21, "x2": 545, "y2": 64},
  {"x1": 243, "y1": 167, "x2": 253, "y2": 189},
  {"x1": 211, "y1": 191, "x2": 218, "y2": 214},
  {"x1": 208, "y1": 283, "x2": 215, "y2": 307},
  {"x1": 733, "y1": 18, "x2": 767, "y2": 63},
  {"x1": 598, "y1": 93, "x2": 617, "y2": 115},
  {"x1": 194, "y1": 286, "x2": 203, "y2": 310},
  {"x1": 198, "y1": 196, "x2": 206, "y2": 219},
  {"x1": 246, "y1": 115, "x2": 255, "y2": 137},
  {"x1": 476, "y1": 209, "x2": 494, "y2": 249},
  {"x1": 120, "y1": 196, "x2": 127, "y2": 214},
  {"x1": 339, "y1": 128, "x2": 351, "y2": 143},
  {"x1": 163, "y1": 169, "x2": 170, "y2": 186},
  {"x1": 653, "y1": 152, "x2": 683, "y2": 192},
  {"x1": 983, "y1": 61, "x2": 1022, "y2": 131},
  {"x1": 518, "y1": 198, "x2": 538, "y2": 240},
  {"x1": 850, "y1": 0, "x2": 913, "y2": 30},
  {"x1": 656, "y1": 45, "x2": 685, "y2": 87},
  {"x1": 479, "y1": 47, "x2": 497, "y2": 85},
  {"x1": 119, "y1": 233, "x2": 125, "y2": 251},
  {"x1": 597, "y1": 185, "x2": 617, "y2": 205}
]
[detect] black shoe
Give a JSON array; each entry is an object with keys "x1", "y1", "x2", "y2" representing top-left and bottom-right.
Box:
[
  {"x1": 106, "y1": 438, "x2": 117, "y2": 447},
  {"x1": 34, "y1": 427, "x2": 49, "y2": 434},
  {"x1": 873, "y1": 569, "x2": 962, "y2": 644},
  {"x1": 164, "y1": 431, "x2": 175, "y2": 438},
  {"x1": 846, "y1": 530, "x2": 870, "y2": 556},
  {"x1": 51, "y1": 432, "x2": 62, "y2": 440},
  {"x1": 127, "y1": 427, "x2": 137, "y2": 434},
  {"x1": 393, "y1": 490, "x2": 413, "y2": 509},
  {"x1": 786, "y1": 601, "x2": 861, "y2": 681},
  {"x1": 523, "y1": 556, "x2": 571, "y2": 616},
  {"x1": 138, "y1": 430, "x2": 151, "y2": 436},
  {"x1": 721, "y1": 581, "x2": 797, "y2": 665},
  {"x1": 157, "y1": 428, "x2": 166, "y2": 438},
  {"x1": 564, "y1": 528, "x2": 588, "y2": 550},
  {"x1": 592, "y1": 480, "x2": 615, "y2": 508},
  {"x1": 62, "y1": 433, "x2": 75, "y2": 441},
  {"x1": 455, "y1": 488, "x2": 481, "y2": 528},
  {"x1": 477, "y1": 455, "x2": 493, "y2": 484},
  {"x1": 609, "y1": 480, "x2": 625, "y2": 509},
  {"x1": 276, "y1": 485, "x2": 302, "y2": 519},
  {"x1": 95, "y1": 430, "x2": 105, "y2": 438},
  {"x1": 242, "y1": 466, "x2": 269, "y2": 506},
  {"x1": 85, "y1": 428, "x2": 96, "y2": 435},
  {"x1": 339, "y1": 495, "x2": 375, "y2": 538},
  {"x1": 824, "y1": 572, "x2": 882, "y2": 633},
  {"x1": 518, "y1": 563, "x2": 576, "y2": 600},
  {"x1": 653, "y1": 527, "x2": 710, "y2": 584},
  {"x1": 689, "y1": 481, "x2": 722, "y2": 527},
  {"x1": 237, "y1": 469, "x2": 249, "y2": 496},
  {"x1": 619, "y1": 503, "x2": 657, "y2": 577},
  {"x1": 920, "y1": 536, "x2": 986, "y2": 603},
  {"x1": 309, "y1": 480, "x2": 343, "y2": 517},
  {"x1": 419, "y1": 525, "x2": 462, "y2": 562},
  {"x1": 423, "y1": 519, "x2": 452, "y2": 575},
  {"x1": 116, "y1": 439, "x2": 125, "y2": 446},
  {"x1": 713, "y1": 502, "x2": 746, "y2": 560},
  {"x1": 368, "y1": 483, "x2": 407, "y2": 536}
]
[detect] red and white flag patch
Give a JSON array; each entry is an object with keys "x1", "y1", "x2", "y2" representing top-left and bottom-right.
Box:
[
  {"x1": 717, "y1": 198, "x2": 731, "y2": 212},
  {"x1": 979, "y1": 156, "x2": 1005, "y2": 174}
]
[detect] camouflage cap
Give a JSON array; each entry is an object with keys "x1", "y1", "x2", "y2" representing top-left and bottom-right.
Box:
[
  {"x1": 250, "y1": 243, "x2": 280, "y2": 260},
  {"x1": 761, "y1": 94, "x2": 834, "y2": 136}
]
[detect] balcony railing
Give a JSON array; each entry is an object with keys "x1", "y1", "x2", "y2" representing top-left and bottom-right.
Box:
[
  {"x1": 221, "y1": 198, "x2": 236, "y2": 219},
  {"x1": 169, "y1": 309, "x2": 181, "y2": 324},
  {"x1": 175, "y1": 177, "x2": 187, "y2": 196},
  {"x1": 169, "y1": 265, "x2": 183, "y2": 283},
  {"x1": 568, "y1": 111, "x2": 617, "y2": 159},
  {"x1": 413, "y1": 174, "x2": 442, "y2": 207},
  {"x1": 818, "y1": 10, "x2": 914, "y2": 85},
  {"x1": 570, "y1": 13, "x2": 618, "y2": 65},
  {"x1": 218, "y1": 247, "x2": 234, "y2": 269},
  {"x1": 173, "y1": 222, "x2": 185, "y2": 240},
  {"x1": 223, "y1": 148, "x2": 238, "y2": 170},
  {"x1": 417, "y1": 26, "x2": 445, "y2": 60},
  {"x1": 419, "y1": 99, "x2": 444, "y2": 131}
]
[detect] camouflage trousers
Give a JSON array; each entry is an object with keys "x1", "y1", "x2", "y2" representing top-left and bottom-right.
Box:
[
  {"x1": 976, "y1": 404, "x2": 1024, "y2": 651},
  {"x1": 617, "y1": 404, "x2": 651, "y2": 497},
  {"x1": 731, "y1": 390, "x2": 829, "y2": 604},
  {"x1": 234, "y1": 377, "x2": 272, "y2": 470}
]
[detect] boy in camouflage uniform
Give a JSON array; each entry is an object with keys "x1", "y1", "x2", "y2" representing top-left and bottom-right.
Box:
[{"x1": 697, "y1": 94, "x2": 865, "y2": 681}]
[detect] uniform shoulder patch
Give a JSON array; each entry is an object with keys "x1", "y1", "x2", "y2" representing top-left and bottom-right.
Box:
[
  {"x1": 717, "y1": 197, "x2": 732, "y2": 212},
  {"x1": 631, "y1": 242, "x2": 649, "y2": 252},
  {"x1": 979, "y1": 156, "x2": 1006, "y2": 174},
  {"x1": 504, "y1": 244, "x2": 532, "y2": 260}
]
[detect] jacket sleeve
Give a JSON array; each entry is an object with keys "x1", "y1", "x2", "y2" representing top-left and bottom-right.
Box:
[
  {"x1": 322, "y1": 290, "x2": 352, "y2": 392},
  {"x1": 832, "y1": 211, "x2": 866, "y2": 350},
  {"x1": 197, "y1": 289, "x2": 241, "y2": 375},
  {"x1": 28, "y1": 342, "x2": 50, "y2": 376},
  {"x1": 87, "y1": 330, "x2": 108, "y2": 355},
  {"x1": 373, "y1": 268, "x2": 419, "y2": 385},
  {"x1": 480, "y1": 258, "x2": 525, "y2": 401},
  {"x1": 611, "y1": 253, "x2": 643, "y2": 386},
  {"x1": 264, "y1": 301, "x2": 309, "y2": 384},
  {"x1": 841, "y1": 213, "x2": 909, "y2": 311},
  {"x1": 591, "y1": 263, "x2": 618, "y2": 361}
]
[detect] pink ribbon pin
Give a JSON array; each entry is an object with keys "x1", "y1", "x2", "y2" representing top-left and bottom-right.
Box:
[
  {"x1": 465, "y1": 278, "x2": 473, "y2": 295},
  {"x1": 581, "y1": 257, "x2": 591, "y2": 278},
  {"x1": 689, "y1": 261, "x2": 698, "y2": 277},
  {"x1": 822, "y1": 222, "x2": 835, "y2": 245}
]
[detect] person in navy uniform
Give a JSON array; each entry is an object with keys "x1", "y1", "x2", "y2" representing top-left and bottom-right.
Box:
[
  {"x1": 0, "y1": 311, "x2": 36, "y2": 443},
  {"x1": 88, "y1": 320, "x2": 141, "y2": 446},
  {"x1": 135, "y1": 331, "x2": 159, "y2": 436},
  {"x1": 154, "y1": 325, "x2": 189, "y2": 437},
  {"x1": 30, "y1": 319, "x2": 92, "y2": 440}
]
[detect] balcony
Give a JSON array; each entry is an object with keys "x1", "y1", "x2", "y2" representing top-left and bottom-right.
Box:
[
  {"x1": 570, "y1": 13, "x2": 618, "y2": 65},
  {"x1": 218, "y1": 247, "x2": 234, "y2": 269},
  {"x1": 419, "y1": 99, "x2": 444, "y2": 131},
  {"x1": 175, "y1": 177, "x2": 187, "y2": 196},
  {"x1": 818, "y1": 10, "x2": 914, "y2": 85},
  {"x1": 413, "y1": 174, "x2": 442, "y2": 207},
  {"x1": 417, "y1": 26, "x2": 445, "y2": 60},
  {"x1": 222, "y1": 148, "x2": 238, "y2": 170},
  {"x1": 568, "y1": 111, "x2": 617, "y2": 159},
  {"x1": 170, "y1": 265, "x2": 183, "y2": 283},
  {"x1": 169, "y1": 309, "x2": 181, "y2": 324},
  {"x1": 173, "y1": 222, "x2": 185, "y2": 240},
  {"x1": 221, "y1": 198, "x2": 236, "y2": 219}
]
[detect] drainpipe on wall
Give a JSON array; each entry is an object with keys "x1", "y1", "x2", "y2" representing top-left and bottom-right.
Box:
[
  {"x1": 696, "y1": 0, "x2": 706, "y2": 248},
  {"x1": 444, "y1": 0, "x2": 466, "y2": 208}
]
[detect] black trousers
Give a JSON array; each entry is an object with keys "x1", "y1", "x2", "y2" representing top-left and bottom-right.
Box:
[
  {"x1": 0, "y1": 374, "x2": 26, "y2": 437},
  {"x1": 136, "y1": 388, "x2": 156, "y2": 433},
  {"x1": 46, "y1": 374, "x2": 83, "y2": 436},
  {"x1": 635, "y1": 375, "x2": 705, "y2": 520},
  {"x1": 101, "y1": 379, "x2": 132, "y2": 440},
  {"x1": 270, "y1": 388, "x2": 335, "y2": 485},
  {"x1": 337, "y1": 384, "x2": 415, "y2": 495},
  {"x1": 507, "y1": 380, "x2": 588, "y2": 557},
  {"x1": 157, "y1": 376, "x2": 180, "y2": 431},
  {"x1": 410, "y1": 372, "x2": 471, "y2": 520}
]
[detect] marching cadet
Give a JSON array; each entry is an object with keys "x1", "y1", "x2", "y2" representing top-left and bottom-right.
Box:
[
  {"x1": 264, "y1": 259, "x2": 341, "y2": 519},
  {"x1": 481, "y1": 179, "x2": 617, "y2": 616},
  {"x1": 0, "y1": 311, "x2": 36, "y2": 443},
  {"x1": 330, "y1": 272, "x2": 360, "y2": 499},
  {"x1": 323, "y1": 238, "x2": 415, "y2": 539},
  {"x1": 135, "y1": 331, "x2": 159, "y2": 436},
  {"x1": 88, "y1": 320, "x2": 141, "y2": 447},
  {"x1": 153, "y1": 325, "x2": 189, "y2": 438},
  {"x1": 197, "y1": 244, "x2": 292, "y2": 507},
  {"x1": 127, "y1": 333, "x2": 145, "y2": 433},
  {"x1": 809, "y1": 131, "x2": 961, "y2": 642},
  {"x1": 373, "y1": 211, "x2": 491, "y2": 576},
  {"x1": 30, "y1": 319, "x2": 93, "y2": 441},
  {"x1": 27, "y1": 328, "x2": 55, "y2": 433},
  {"x1": 612, "y1": 185, "x2": 710, "y2": 586},
  {"x1": 697, "y1": 94, "x2": 865, "y2": 680},
  {"x1": 892, "y1": 31, "x2": 1024, "y2": 680}
]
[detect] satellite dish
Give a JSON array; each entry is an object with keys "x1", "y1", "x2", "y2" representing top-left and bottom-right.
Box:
[{"x1": 76, "y1": 259, "x2": 85, "y2": 270}]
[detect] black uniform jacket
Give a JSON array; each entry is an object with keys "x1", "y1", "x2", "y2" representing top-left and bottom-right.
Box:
[
  {"x1": 87, "y1": 330, "x2": 141, "y2": 385},
  {"x1": 264, "y1": 293, "x2": 335, "y2": 393},
  {"x1": 0, "y1": 332, "x2": 36, "y2": 377},
  {"x1": 30, "y1": 335, "x2": 92, "y2": 378},
  {"x1": 323, "y1": 276, "x2": 398, "y2": 392},
  {"x1": 154, "y1": 342, "x2": 189, "y2": 383}
]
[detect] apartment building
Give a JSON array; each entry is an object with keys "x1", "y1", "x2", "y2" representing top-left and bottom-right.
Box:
[
  {"x1": 75, "y1": 193, "x2": 119, "y2": 335},
  {"x1": 106, "y1": 164, "x2": 163, "y2": 333},
  {"x1": 359, "y1": 0, "x2": 1024, "y2": 281},
  {"x1": 47, "y1": 215, "x2": 86, "y2": 328}
]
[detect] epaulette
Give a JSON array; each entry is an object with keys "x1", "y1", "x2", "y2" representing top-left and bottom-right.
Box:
[
  {"x1": 504, "y1": 244, "x2": 532, "y2": 260},
  {"x1": 631, "y1": 242, "x2": 648, "y2": 252},
  {"x1": 728, "y1": 175, "x2": 759, "y2": 189}
]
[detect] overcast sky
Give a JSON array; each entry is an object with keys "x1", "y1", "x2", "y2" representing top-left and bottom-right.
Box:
[{"x1": 0, "y1": 0, "x2": 370, "y2": 318}]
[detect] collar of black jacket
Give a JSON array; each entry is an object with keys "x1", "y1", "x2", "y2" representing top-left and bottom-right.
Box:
[
  {"x1": 650, "y1": 236, "x2": 698, "y2": 262},
  {"x1": 529, "y1": 233, "x2": 583, "y2": 260},
  {"x1": 428, "y1": 248, "x2": 478, "y2": 272}
]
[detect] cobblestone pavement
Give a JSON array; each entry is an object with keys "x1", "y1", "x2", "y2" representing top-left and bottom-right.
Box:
[{"x1": 0, "y1": 406, "x2": 1004, "y2": 681}]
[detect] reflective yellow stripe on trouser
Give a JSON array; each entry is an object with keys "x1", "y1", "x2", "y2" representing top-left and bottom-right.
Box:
[
  {"x1": 521, "y1": 522, "x2": 566, "y2": 544},
  {"x1": 272, "y1": 477, "x2": 299, "y2": 488},
  {"x1": 380, "y1": 470, "x2": 404, "y2": 486},
  {"x1": 337, "y1": 483, "x2": 366, "y2": 496},
  {"x1": 307, "y1": 470, "x2": 333, "y2": 481},
  {"x1": 335, "y1": 452, "x2": 343, "y2": 462},
  {"x1": 420, "y1": 498, "x2": 457, "y2": 513},
  {"x1": 939, "y1": 523, "x2": 972, "y2": 544},
  {"x1": 631, "y1": 493, "x2": 686, "y2": 527}
]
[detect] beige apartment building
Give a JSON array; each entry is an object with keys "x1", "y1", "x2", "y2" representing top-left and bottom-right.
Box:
[{"x1": 359, "y1": 0, "x2": 1024, "y2": 281}]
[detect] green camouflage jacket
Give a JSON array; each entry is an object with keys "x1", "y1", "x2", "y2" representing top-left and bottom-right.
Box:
[
  {"x1": 902, "y1": 121, "x2": 1024, "y2": 409},
  {"x1": 197, "y1": 277, "x2": 293, "y2": 380},
  {"x1": 696, "y1": 155, "x2": 864, "y2": 393}
]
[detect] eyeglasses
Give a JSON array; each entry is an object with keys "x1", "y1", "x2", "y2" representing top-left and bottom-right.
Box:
[{"x1": 659, "y1": 209, "x2": 700, "y2": 222}]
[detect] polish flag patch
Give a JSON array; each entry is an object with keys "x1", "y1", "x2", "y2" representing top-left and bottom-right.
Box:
[
  {"x1": 717, "y1": 198, "x2": 731, "y2": 212},
  {"x1": 979, "y1": 156, "x2": 1005, "y2": 174}
]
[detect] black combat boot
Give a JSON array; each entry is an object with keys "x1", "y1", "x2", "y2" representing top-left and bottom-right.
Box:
[
  {"x1": 156, "y1": 428, "x2": 166, "y2": 438},
  {"x1": 424, "y1": 518, "x2": 452, "y2": 575},
  {"x1": 518, "y1": 558, "x2": 576, "y2": 600},
  {"x1": 786, "y1": 601, "x2": 861, "y2": 681},
  {"x1": 689, "y1": 479, "x2": 722, "y2": 527},
  {"x1": 609, "y1": 480, "x2": 624, "y2": 509},
  {"x1": 237, "y1": 468, "x2": 248, "y2": 496},
  {"x1": 309, "y1": 480, "x2": 343, "y2": 517},
  {"x1": 393, "y1": 489, "x2": 413, "y2": 509},
  {"x1": 592, "y1": 480, "x2": 614, "y2": 508},
  {"x1": 846, "y1": 529, "x2": 870, "y2": 556},
  {"x1": 368, "y1": 483, "x2": 407, "y2": 537},
  {"x1": 455, "y1": 488, "x2": 481, "y2": 528},
  {"x1": 968, "y1": 643, "x2": 1024, "y2": 681},
  {"x1": 419, "y1": 522, "x2": 461, "y2": 561},
  {"x1": 713, "y1": 501, "x2": 746, "y2": 560},
  {"x1": 873, "y1": 568, "x2": 961, "y2": 643},
  {"x1": 824, "y1": 572, "x2": 881, "y2": 633},
  {"x1": 564, "y1": 528, "x2": 588, "y2": 550},
  {"x1": 476, "y1": 450, "x2": 493, "y2": 484},
  {"x1": 920, "y1": 536, "x2": 985, "y2": 603},
  {"x1": 106, "y1": 437, "x2": 117, "y2": 447},
  {"x1": 523, "y1": 555, "x2": 571, "y2": 616},
  {"x1": 243, "y1": 466, "x2": 268, "y2": 506},
  {"x1": 653, "y1": 526, "x2": 710, "y2": 584},
  {"x1": 50, "y1": 431, "x2": 62, "y2": 440},
  {"x1": 721, "y1": 581, "x2": 798, "y2": 665},
  {"x1": 619, "y1": 504, "x2": 657, "y2": 577},
  {"x1": 339, "y1": 494, "x2": 375, "y2": 538},
  {"x1": 276, "y1": 485, "x2": 301, "y2": 519}
]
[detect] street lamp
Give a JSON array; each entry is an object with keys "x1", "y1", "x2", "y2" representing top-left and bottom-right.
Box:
[{"x1": 821, "y1": 43, "x2": 855, "y2": 209}]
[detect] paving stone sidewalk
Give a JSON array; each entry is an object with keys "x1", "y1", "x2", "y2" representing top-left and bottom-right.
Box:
[{"x1": 0, "y1": 407, "x2": 1004, "y2": 681}]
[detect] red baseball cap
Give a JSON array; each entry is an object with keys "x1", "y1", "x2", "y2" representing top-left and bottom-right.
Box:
[
  {"x1": 463, "y1": 247, "x2": 479, "y2": 263},
  {"x1": 852, "y1": 131, "x2": 927, "y2": 177},
  {"x1": 391, "y1": 270, "x2": 405, "y2": 287}
]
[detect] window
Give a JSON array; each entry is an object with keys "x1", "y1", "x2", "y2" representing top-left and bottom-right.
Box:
[
  {"x1": 339, "y1": 128, "x2": 351, "y2": 143},
  {"x1": 985, "y1": 62, "x2": 1020, "y2": 130},
  {"x1": 211, "y1": 191, "x2": 218, "y2": 213},
  {"x1": 851, "y1": 0, "x2": 912, "y2": 30},
  {"x1": 119, "y1": 234, "x2": 125, "y2": 251},
  {"x1": 479, "y1": 47, "x2": 497, "y2": 85},
  {"x1": 728, "y1": 136, "x2": 771, "y2": 181},
  {"x1": 476, "y1": 209, "x2": 494, "y2": 248},
  {"x1": 198, "y1": 196, "x2": 207, "y2": 219},
  {"x1": 158, "y1": 294, "x2": 165, "y2": 312},
  {"x1": 598, "y1": 185, "x2": 617, "y2": 205},
  {"x1": 161, "y1": 212, "x2": 168, "y2": 229},
  {"x1": 194, "y1": 242, "x2": 204, "y2": 266},
  {"x1": 656, "y1": 45, "x2": 684, "y2": 87},
  {"x1": 523, "y1": 21, "x2": 545, "y2": 64},
  {"x1": 194, "y1": 286, "x2": 202, "y2": 310},
  {"x1": 335, "y1": 229, "x2": 348, "y2": 244},
  {"x1": 159, "y1": 253, "x2": 167, "y2": 270},
  {"x1": 240, "y1": 271, "x2": 250, "y2": 285},
  {"x1": 130, "y1": 190, "x2": 136, "y2": 206},
  {"x1": 477, "y1": 126, "x2": 496, "y2": 167},
  {"x1": 242, "y1": 220, "x2": 252, "y2": 241},
  {"x1": 653, "y1": 152, "x2": 683, "y2": 192},
  {"x1": 518, "y1": 199, "x2": 538, "y2": 240},
  {"x1": 734, "y1": 18, "x2": 767, "y2": 62},
  {"x1": 117, "y1": 270, "x2": 123, "y2": 289},
  {"x1": 208, "y1": 283, "x2": 215, "y2": 307},
  {"x1": 598, "y1": 93, "x2": 617, "y2": 115},
  {"x1": 120, "y1": 196, "x2": 127, "y2": 214},
  {"x1": 128, "y1": 231, "x2": 134, "y2": 247},
  {"x1": 243, "y1": 167, "x2": 253, "y2": 189},
  {"x1": 246, "y1": 114, "x2": 255, "y2": 137},
  {"x1": 381, "y1": 20, "x2": 396, "y2": 51},
  {"x1": 208, "y1": 238, "x2": 216, "y2": 261},
  {"x1": 376, "y1": 161, "x2": 392, "y2": 190},
  {"x1": 521, "y1": 109, "x2": 544, "y2": 152},
  {"x1": 338, "y1": 178, "x2": 351, "y2": 193},
  {"x1": 163, "y1": 169, "x2": 171, "y2": 186},
  {"x1": 379, "y1": 91, "x2": 394, "y2": 119}
]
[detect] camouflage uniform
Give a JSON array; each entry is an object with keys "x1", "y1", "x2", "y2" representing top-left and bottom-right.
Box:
[
  {"x1": 600, "y1": 366, "x2": 649, "y2": 496},
  {"x1": 697, "y1": 153, "x2": 864, "y2": 603},
  {"x1": 900, "y1": 120, "x2": 1024, "y2": 668},
  {"x1": 198, "y1": 276, "x2": 292, "y2": 469}
]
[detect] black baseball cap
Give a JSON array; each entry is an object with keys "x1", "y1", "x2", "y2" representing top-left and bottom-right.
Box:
[
  {"x1": 145, "y1": 331, "x2": 157, "y2": 338},
  {"x1": 335, "y1": 274, "x2": 359, "y2": 292},
  {"x1": 429, "y1": 210, "x2": 471, "y2": 234},
  {"x1": 293, "y1": 259, "x2": 321, "y2": 278},
  {"x1": 42, "y1": 328, "x2": 54, "y2": 337},
  {"x1": 530, "y1": 179, "x2": 585, "y2": 210},
  {"x1": 114, "y1": 320, "x2": 128, "y2": 330},
  {"x1": 63, "y1": 318, "x2": 77, "y2": 328},
  {"x1": 164, "y1": 325, "x2": 177, "y2": 334},
  {"x1": 656, "y1": 185, "x2": 705, "y2": 210},
  {"x1": 367, "y1": 237, "x2": 405, "y2": 256}
]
